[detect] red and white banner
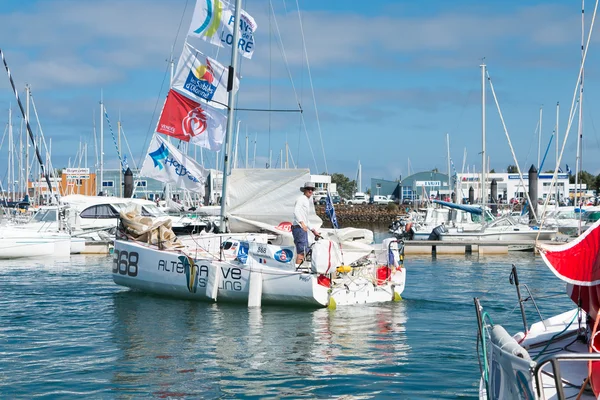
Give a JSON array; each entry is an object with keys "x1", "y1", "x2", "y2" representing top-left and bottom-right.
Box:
[{"x1": 156, "y1": 89, "x2": 227, "y2": 151}]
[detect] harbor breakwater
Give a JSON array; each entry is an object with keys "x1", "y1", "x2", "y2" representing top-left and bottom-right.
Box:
[{"x1": 315, "y1": 204, "x2": 404, "y2": 224}]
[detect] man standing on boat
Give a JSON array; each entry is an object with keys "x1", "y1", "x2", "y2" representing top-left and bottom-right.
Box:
[{"x1": 293, "y1": 182, "x2": 320, "y2": 264}]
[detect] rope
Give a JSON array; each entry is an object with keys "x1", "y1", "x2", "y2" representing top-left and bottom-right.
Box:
[
  {"x1": 102, "y1": 107, "x2": 127, "y2": 173},
  {"x1": 136, "y1": 0, "x2": 190, "y2": 171},
  {"x1": 267, "y1": 0, "x2": 319, "y2": 173},
  {"x1": 537, "y1": 0, "x2": 599, "y2": 234},
  {"x1": 532, "y1": 310, "x2": 579, "y2": 361}
]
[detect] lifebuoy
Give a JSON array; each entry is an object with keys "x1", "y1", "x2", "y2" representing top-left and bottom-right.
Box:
[{"x1": 405, "y1": 222, "x2": 413, "y2": 232}]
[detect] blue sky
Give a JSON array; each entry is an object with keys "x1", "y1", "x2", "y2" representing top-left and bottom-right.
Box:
[{"x1": 1, "y1": 0, "x2": 600, "y2": 192}]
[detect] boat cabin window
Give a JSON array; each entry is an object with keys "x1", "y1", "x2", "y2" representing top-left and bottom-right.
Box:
[
  {"x1": 471, "y1": 212, "x2": 494, "y2": 223},
  {"x1": 585, "y1": 211, "x2": 600, "y2": 223},
  {"x1": 222, "y1": 240, "x2": 236, "y2": 250},
  {"x1": 32, "y1": 208, "x2": 57, "y2": 222},
  {"x1": 80, "y1": 204, "x2": 121, "y2": 219},
  {"x1": 490, "y1": 219, "x2": 512, "y2": 227}
]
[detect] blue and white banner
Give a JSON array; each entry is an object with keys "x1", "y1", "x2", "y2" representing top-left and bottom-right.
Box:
[
  {"x1": 188, "y1": 0, "x2": 257, "y2": 59},
  {"x1": 140, "y1": 135, "x2": 208, "y2": 194},
  {"x1": 325, "y1": 191, "x2": 339, "y2": 229},
  {"x1": 172, "y1": 43, "x2": 238, "y2": 109}
]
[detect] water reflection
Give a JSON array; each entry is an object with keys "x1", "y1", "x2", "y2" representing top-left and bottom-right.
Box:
[{"x1": 110, "y1": 292, "x2": 409, "y2": 398}]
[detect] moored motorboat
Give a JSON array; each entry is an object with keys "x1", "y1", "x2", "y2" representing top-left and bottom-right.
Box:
[{"x1": 0, "y1": 229, "x2": 71, "y2": 258}]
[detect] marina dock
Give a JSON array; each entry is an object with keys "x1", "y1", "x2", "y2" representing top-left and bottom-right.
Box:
[{"x1": 403, "y1": 240, "x2": 558, "y2": 255}]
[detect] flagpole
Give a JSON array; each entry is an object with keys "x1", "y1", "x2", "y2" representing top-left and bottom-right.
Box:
[{"x1": 219, "y1": 0, "x2": 243, "y2": 232}]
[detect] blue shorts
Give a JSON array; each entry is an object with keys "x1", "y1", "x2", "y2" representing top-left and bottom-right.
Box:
[{"x1": 292, "y1": 226, "x2": 309, "y2": 255}]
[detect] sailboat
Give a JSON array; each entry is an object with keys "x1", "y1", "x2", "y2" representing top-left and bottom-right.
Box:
[
  {"x1": 111, "y1": 0, "x2": 406, "y2": 308},
  {"x1": 475, "y1": 1, "x2": 600, "y2": 397},
  {"x1": 475, "y1": 220, "x2": 600, "y2": 399}
]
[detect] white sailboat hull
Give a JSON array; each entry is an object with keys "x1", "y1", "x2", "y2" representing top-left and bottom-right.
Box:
[
  {"x1": 439, "y1": 229, "x2": 556, "y2": 242},
  {"x1": 0, "y1": 231, "x2": 71, "y2": 258},
  {"x1": 112, "y1": 239, "x2": 405, "y2": 308}
]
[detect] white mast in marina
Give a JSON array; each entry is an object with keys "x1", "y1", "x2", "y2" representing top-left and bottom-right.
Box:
[
  {"x1": 219, "y1": 0, "x2": 243, "y2": 231},
  {"x1": 25, "y1": 85, "x2": 30, "y2": 197},
  {"x1": 575, "y1": 0, "x2": 585, "y2": 233},
  {"x1": 555, "y1": 102, "x2": 560, "y2": 206},
  {"x1": 480, "y1": 61, "x2": 486, "y2": 207},
  {"x1": 99, "y1": 92, "x2": 104, "y2": 195},
  {"x1": 537, "y1": 106, "x2": 543, "y2": 169},
  {"x1": 446, "y1": 133, "x2": 451, "y2": 202}
]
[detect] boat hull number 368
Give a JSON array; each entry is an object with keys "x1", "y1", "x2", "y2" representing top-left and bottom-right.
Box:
[{"x1": 113, "y1": 250, "x2": 139, "y2": 277}]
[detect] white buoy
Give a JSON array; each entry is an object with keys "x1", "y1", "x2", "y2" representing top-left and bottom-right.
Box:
[
  {"x1": 247, "y1": 265, "x2": 263, "y2": 307},
  {"x1": 205, "y1": 263, "x2": 221, "y2": 301}
]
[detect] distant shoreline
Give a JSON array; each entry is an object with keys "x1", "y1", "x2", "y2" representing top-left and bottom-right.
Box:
[{"x1": 315, "y1": 204, "x2": 402, "y2": 224}]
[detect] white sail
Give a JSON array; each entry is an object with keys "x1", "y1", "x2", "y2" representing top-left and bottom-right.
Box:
[{"x1": 225, "y1": 168, "x2": 322, "y2": 232}]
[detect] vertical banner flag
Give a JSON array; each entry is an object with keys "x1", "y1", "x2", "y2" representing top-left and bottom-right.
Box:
[
  {"x1": 140, "y1": 135, "x2": 208, "y2": 194},
  {"x1": 325, "y1": 191, "x2": 339, "y2": 229},
  {"x1": 172, "y1": 43, "x2": 239, "y2": 109},
  {"x1": 157, "y1": 89, "x2": 227, "y2": 151},
  {"x1": 188, "y1": 0, "x2": 258, "y2": 59}
]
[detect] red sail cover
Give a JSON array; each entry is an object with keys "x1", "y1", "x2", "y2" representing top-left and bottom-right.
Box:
[{"x1": 537, "y1": 219, "x2": 600, "y2": 286}]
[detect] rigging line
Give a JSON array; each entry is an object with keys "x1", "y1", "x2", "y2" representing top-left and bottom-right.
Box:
[
  {"x1": 92, "y1": 108, "x2": 99, "y2": 171},
  {"x1": 103, "y1": 106, "x2": 126, "y2": 172},
  {"x1": 267, "y1": 1, "x2": 305, "y2": 115},
  {"x1": 486, "y1": 69, "x2": 538, "y2": 222},
  {"x1": 0, "y1": 50, "x2": 53, "y2": 196},
  {"x1": 269, "y1": 0, "x2": 318, "y2": 172},
  {"x1": 234, "y1": 107, "x2": 302, "y2": 112},
  {"x1": 539, "y1": 0, "x2": 598, "y2": 231},
  {"x1": 137, "y1": 0, "x2": 190, "y2": 171},
  {"x1": 119, "y1": 127, "x2": 139, "y2": 171},
  {"x1": 294, "y1": 0, "x2": 327, "y2": 174},
  {"x1": 30, "y1": 93, "x2": 61, "y2": 199}
]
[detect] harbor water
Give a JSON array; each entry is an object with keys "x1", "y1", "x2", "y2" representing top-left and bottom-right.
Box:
[{"x1": 0, "y1": 226, "x2": 573, "y2": 399}]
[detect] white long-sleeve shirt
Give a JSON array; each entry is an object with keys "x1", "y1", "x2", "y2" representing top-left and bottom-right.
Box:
[{"x1": 293, "y1": 194, "x2": 315, "y2": 230}]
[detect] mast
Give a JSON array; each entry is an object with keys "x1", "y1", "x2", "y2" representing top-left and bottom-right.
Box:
[
  {"x1": 100, "y1": 93, "x2": 104, "y2": 195},
  {"x1": 219, "y1": 0, "x2": 243, "y2": 231},
  {"x1": 537, "y1": 106, "x2": 543, "y2": 169},
  {"x1": 253, "y1": 133, "x2": 257, "y2": 168},
  {"x1": 1, "y1": 49, "x2": 53, "y2": 198},
  {"x1": 555, "y1": 102, "x2": 560, "y2": 206},
  {"x1": 575, "y1": 0, "x2": 585, "y2": 234},
  {"x1": 8, "y1": 105, "x2": 13, "y2": 200},
  {"x1": 18, "y1": 106, "x2": 23, "y2": 195},
  {"x1": 446, "y1": 133, "x2": 451, "y2": 202},
  {"x1": 25, "y1": 84, "x2": 30, "y2": 197},
  {"x1": 245, "y1": 128, "x2": 249, "y2": 169},
  {"x1": 285, "y1": 141, "x2": 289, "y2": 169},
  {"x1": 357, "y1": 160, "x2": 362, "y2": 193},
  {"x1": 118, "y1": 114, "x2": 122, "y2": 197},
  {"x1": 480, "y1": 61, "x2": 486, "y2": 209}
]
